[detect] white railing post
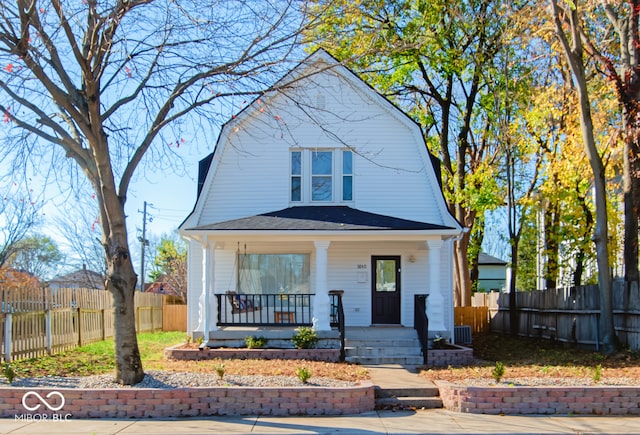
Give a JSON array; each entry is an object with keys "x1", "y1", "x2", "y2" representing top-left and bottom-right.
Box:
[{"x1": 313, "y1": 240, "x2": 331, "y2": 331}]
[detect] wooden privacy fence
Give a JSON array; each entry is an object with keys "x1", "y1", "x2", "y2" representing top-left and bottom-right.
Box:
[
  {"x1": 454, "y1": 306, "x2": 490, "y2": 333},
  {"x1": 163, "y1": 303, "x2": 187, "y2": 332},
  {"x1": 480, "y1": 280, "x2": 640, "y2": 351},
  {"x1": 0, "y1": 287, "x2": 168, "y2": 363}
]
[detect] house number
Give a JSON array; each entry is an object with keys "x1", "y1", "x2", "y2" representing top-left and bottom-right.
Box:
[{"x1": 357, "y1": 264, "x2": 367, "y2": 269}]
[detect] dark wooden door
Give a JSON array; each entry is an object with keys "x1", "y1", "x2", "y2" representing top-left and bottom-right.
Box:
[{"x1": 371, "y1": 256, "x2": 401, "y2": 324}]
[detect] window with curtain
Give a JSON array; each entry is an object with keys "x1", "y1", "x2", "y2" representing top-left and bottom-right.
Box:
[{"x1": 238, "y1": 254, "x2": 310, "y2": 294}]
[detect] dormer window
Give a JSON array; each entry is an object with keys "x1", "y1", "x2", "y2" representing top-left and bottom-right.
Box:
[{"x1": 291, "y1": 149, "x2": 353, "y2": 203}]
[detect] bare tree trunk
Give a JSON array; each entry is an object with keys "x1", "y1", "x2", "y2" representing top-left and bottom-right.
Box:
[
  {"x1": 95, "y1": 150, "x2": 144, "y2": 385},
  {"x1": 623, "y1": 127, "x2": 640, "y2": 284},
  {"x1": 509, "y1": 241, "x2": 519, "y2": 336},
  {"x1": 550, "y1": 0, "x2": 616, "y2": 354},
  {"x1": 454, "y1": 229, "x2": 473, "y2": 307},
  {"x1": 103, "y1": 210, "x2": 144, "y2": 385},
  {"x1": 544, "y1": 202, "x2": 560, "y2": 289}
]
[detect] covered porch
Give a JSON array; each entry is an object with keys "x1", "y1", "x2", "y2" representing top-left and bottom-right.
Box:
[{"x1": 182, "y1": 207, "x2": 459, "y2": 354}]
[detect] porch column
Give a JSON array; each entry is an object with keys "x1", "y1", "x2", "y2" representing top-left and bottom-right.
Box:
[
  {"x1": 426, "y1": 239, "x2": 446, "y2": 331},
  {"x1": 313, "y1": 240, "x2": 331, "y2": 331},
  {"x1": 199, "y1": 239, "x2": 217, "y2": 338}
]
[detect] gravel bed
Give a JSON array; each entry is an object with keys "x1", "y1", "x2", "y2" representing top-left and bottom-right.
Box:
[{"x1": 1, "y1": 370, "x2": 357, "y2": 389}]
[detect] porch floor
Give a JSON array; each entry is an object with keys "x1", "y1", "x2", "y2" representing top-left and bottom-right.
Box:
[{"x1": 207, "y1": 325, "x2": 413, "y2": 340}]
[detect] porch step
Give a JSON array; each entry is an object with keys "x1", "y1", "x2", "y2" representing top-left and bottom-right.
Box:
[
  {"x1": 347, "y1": 355, "x2": 425, "y2": 365},
  {"x1": 344, "y1": 327, "x2": 425, "y2": 366}
]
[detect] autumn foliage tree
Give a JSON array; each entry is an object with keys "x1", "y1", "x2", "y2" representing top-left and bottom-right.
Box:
[
  {"x1": 0, "y1": 0, "x2": 317, "y2": 384},
  {"x1": 149, "y1": 236, "x2": 186, "y2": 303},
  {"x1": 308, "y1": 0, "x2": 507, "y2": 306}
]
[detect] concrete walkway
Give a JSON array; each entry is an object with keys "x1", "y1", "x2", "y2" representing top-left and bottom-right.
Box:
[
  {"x1": 366, "y1": 364, "x2": 434, "y2": 389},
  {"x1": 2, "y1": 410, "x2": 640, "y2": 434}
]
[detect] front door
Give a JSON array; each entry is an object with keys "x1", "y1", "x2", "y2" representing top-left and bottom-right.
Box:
[{"x1": 371, "y1": 256, "x2": 401, "y2": 324}]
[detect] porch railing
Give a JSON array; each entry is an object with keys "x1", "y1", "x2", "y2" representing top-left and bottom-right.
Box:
[
  {"x1": 414, "y1": 294, "x2": 429, "y2": 366},
  {"x1": 329, "y1": 290, "x2": 345, "y2": 362},
  {"x1": 216, "y1": 292, "x2": 344, "y2": 329}
]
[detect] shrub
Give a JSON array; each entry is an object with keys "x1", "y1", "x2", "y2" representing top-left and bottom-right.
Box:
[
  {"x1": 296, "y1": 367, "x2": 311, "y2": 384},
  {"x1": 492, "y1": 361, "x2": 505, "y2": 383},
  {"x1": 2, "y1": 363, "x2": 15, "y2": 384},
  {"x1": 215, "y1": 363, "x2": 225, "y2": 380},
  {"x1": 245, "y1": 336, "x2": 268, "y2": 349},
  {"x1": 593, "y1": 364, "x2": 602, "y2": 383},
  {"x1": 291, "y1": 327, "x2": 318, "y2": 349}
]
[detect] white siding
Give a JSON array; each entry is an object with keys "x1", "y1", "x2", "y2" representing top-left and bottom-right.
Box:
[{"x1": 194, "y1": 60, "x2": 449, "y2": 227}]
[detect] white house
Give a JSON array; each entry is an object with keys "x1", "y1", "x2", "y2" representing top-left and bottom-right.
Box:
[
  {"x1": 477, "y1": 253, "x2": 508, "y2": 292},
  {"x1": 179, "y1": 50, "x2": 462, "y2": 349}
]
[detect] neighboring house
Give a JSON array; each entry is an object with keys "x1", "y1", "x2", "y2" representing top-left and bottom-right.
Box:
[
  {"x1": 47, "y1": 265, "x2": 105, "y2": 290},
  {"x1": 476, "y1": 253, "x2": 508, "y2": 292},
  {"x1": 179, "y1": 50, "x2": 462, "y2": 345},
  {"x1": 145, "y1": 279, "x2": 184, "y2": 303}
]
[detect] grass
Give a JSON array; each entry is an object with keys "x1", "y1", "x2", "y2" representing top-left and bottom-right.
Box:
[
  {"x1": 421, "y1": 332, "x2": 640, "y2": 383},
  {"x1": 7, "y1": 331, "x2": 368, "y2": 382},
  {"x1": 12, "y1": 331, "x2": 185, "y2": 378}
]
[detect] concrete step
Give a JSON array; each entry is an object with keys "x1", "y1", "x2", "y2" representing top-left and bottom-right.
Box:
[
  {"x1": 345, "y1": 331, "x2": 424, "y2": 366},
  {"x1": 374, "y1": 383, "x2": 442, "y2": 410},
  {"x1": 366, "y1": 364, "x2": 443, "y2": 410},
  {"x1": 345, "y1": 346, "x2": 422, "y2": 357},
  {"x1": 345, "y1": 338, "x2": 421, "y2": 347},
  {"x1": 375, "y1": 396, "x2": 443, "y2": 410},
  {"x1": 375, "y1": 386, "x2": 440, "y2": 398},
  {"x1": 346, "y1": 355, "x2": 425, "y2": 365}
]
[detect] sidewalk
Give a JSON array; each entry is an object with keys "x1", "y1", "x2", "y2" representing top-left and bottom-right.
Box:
[{"x1": 2, "y1": 410, "x2": 640, "y2": 434}]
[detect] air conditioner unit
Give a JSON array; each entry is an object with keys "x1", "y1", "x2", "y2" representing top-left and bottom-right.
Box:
[{"x1": 454, "y1": 325, "x2": 472, "y2": 345}]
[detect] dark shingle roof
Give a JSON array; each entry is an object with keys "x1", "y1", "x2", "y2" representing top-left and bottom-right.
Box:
[
  {"x1": 188, "y1": 206, "x2": 453, "y2": 231},
  {"x1": 478, "y1": 253, "x2": 507, "y2": 265}
]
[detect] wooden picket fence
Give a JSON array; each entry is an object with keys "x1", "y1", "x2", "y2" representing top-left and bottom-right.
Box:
[{"x1": 0, "y1": 287, "x2": 172, "y2": 363}]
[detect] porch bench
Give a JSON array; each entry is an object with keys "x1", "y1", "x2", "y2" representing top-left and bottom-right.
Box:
[
  {"x1": 274, "y1": 310, "x2": 295, "y2": 323},
  {"x1": 226, "y1": 291, "x2": 261, "y2": 314}
]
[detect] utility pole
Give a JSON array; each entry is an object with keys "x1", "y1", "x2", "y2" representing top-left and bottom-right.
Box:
[{"x1": 138, "y1": 201, "x2": 152, "y2": 291}]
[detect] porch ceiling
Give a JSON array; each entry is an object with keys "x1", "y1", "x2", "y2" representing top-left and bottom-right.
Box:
[{"x1": 185, "y1": 206, "x2": 454, "y2": 232}]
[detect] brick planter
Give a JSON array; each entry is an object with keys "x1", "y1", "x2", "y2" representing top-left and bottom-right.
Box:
[
  {"x1": 436, "y1": 381, "x2": 640, "y2": 415},
  {"x1": 2, "y1": 382, "x2": 375, "y2": 419},
  {"x1": 165, "y1": 345, "x2": 340, "y2": 362},
  {"x1": 427, "y1": 345, "x2": 474, "y2": 367}
]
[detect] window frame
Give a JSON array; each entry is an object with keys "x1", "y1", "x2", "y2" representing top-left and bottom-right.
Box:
[{"x1": 290, "y1": 148, "x2": 354, "y2": 204}]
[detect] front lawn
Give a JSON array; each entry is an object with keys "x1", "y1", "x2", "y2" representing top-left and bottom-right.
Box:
[
  {"x1": 422, "y1": 332, "x2": 640, "y2": 383},
  {"x1": 5, "y1": 331, "x2": 368, "y2": 382}
]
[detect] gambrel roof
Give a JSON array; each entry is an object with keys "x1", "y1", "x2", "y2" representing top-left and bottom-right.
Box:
[{"x1": 180, "y1": 49, "x2": 461, "y2": 235}]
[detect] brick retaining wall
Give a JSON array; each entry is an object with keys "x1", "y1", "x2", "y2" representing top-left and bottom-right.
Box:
[
  {"x1": 1, "y1": 382, "x2": 374, "y2": 419},
  {"x1": 165, "y1": 346, "x2": 341, "y2": 362},
  {"x1": 427, "y1": 346, "x2": 473, "y2": 367},
  {"x1": 436, "y1": 381, "x2": 640, "y2": 415}
]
